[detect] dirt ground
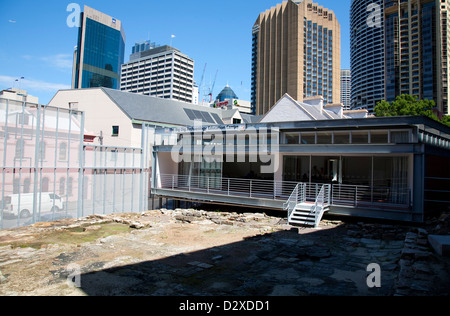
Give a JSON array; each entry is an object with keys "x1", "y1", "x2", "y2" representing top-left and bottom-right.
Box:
[{"x1": 0, "y1": 209, "x2": 449, "y2": 296}]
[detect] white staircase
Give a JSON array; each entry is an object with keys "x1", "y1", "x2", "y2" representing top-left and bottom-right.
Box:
[{"x1": 283, "y1": 184, "x2": 331, "y2": 228}]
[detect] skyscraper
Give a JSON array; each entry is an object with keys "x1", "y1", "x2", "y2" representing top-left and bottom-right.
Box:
[
  {"x1": 72, "y1": 6, "x2": 125, "y2": 90},
  {"x1": 251, "y1": 0, "x2": 341, "y2": 115},
  {"x1": 341, "y1": 69, "x2": 351, "y2": 110},
  {"x1": 120, "y1": 45, "x2": 195, "y2": 103},
  {"x1": 350, "y1": 0, "x2": 385, "y2": 113},
  {"x1": 384, "y1": 0, "x2": 450, "y2": 115}
]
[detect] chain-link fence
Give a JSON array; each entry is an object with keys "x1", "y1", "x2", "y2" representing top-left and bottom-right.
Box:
[{"x1": 0, "y1": 98, "x2": 149, "y2": 230}]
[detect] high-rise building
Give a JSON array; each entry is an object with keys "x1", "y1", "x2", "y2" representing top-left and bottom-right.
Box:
[
  {"x1": 251, "y1": 0, "x2": 341, "y2": 115},
  {"x1": 120, "y1": 45, "x2": 195, "y2": 103},
  {"x1": 384, "y1": 0, "x2": 450, "y2": 115},
  {"x1": 130, "y1": 40, "x2": 161, "y2": 61},
  {"x1": 72, "y1": 6, "x2": 125, "y2": 90},
  {"x1": 350, "y1": 0, "x2": 385, "y2": 113},
  {"x1": 341, "y1": 69, "x2": 351, "y2": 110}
]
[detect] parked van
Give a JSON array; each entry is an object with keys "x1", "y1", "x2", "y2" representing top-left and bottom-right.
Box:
[{"x1": 3, "y1": 193, "x2": 65, "y2": 219}]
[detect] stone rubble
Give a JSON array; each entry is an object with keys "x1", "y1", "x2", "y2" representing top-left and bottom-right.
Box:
[{"x1": 0, "y1": 209, "x2": 448, "y2": 296}]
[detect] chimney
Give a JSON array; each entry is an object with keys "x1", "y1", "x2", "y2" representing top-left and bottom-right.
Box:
[{"x1": 303, "y1": 95, "x2": 324, "y2": 112}]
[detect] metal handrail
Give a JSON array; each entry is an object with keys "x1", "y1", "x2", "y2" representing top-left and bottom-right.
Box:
[
  {"x1": 156, "y1": 174, "x2": 412, "y2": 209},
  {"x1": 283, "y1": 183, "x2": 307, "y2": 222},
  {"x1": 157, "y1": 173, "x2": 300, "y2": 201},
  {"x1": 313, "y1": 184, "x2": 331, "y2": 227}
]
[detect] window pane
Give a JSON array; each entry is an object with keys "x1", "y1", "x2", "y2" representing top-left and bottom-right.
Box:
[
  {"x1": 285, "y1": 133, "x2": 300, "y2": 144},
  {"x1": 334, "y1": 132, "x2": 350, "y2": 144},
  {"x1": 351, "y1": 131, "x2": 368, "y2": 144},
  {"x1": 317, "y1": 132, "x2": 332, "y2": 144},
  {"x1": 301, "y1": 133, "x2": 316, "y2": 144},
  {"x1": 371, "y1": 131, "x2": 389, "y2": 144},
  {"x1": 342, "y1": 157, "x2": 371, "y2": 185},
  {"x1": 390, "y1": 131, "x2": 410, "y2": 143}
]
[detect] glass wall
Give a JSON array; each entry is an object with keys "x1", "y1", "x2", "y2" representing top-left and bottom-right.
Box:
[
  {"x1": 282, "y1": 155, "x2": 410, "y2": 205},
  {"x1": 78, "y1": 18, "x2": 125, "y2": 89}
]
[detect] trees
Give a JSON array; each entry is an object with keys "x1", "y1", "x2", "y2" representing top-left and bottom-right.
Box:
[{"x1": 374, "y1": 95, "x2": 450, "y2": 127}]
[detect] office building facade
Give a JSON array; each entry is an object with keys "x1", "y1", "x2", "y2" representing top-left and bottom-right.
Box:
[
  {"x1": 341, "y1": 69, "x2": 351, "y2": 110},
  {"x1": 350, "y1": 0, "x2": 385, "y2": 113},
  {"x1": 130, "y1": 40, "x2": 161, "y2": 61},
  {"x1": 120, "y1": 46, "x2": 195, "y2": 104},
  {"x1": 384, "y1": 0, "x2": 450, "y2": 115},
  {"x1": 72, "y1": 6, "x2": 125, "y2": 90},
  {"x1": 251, "y1": 0, "x2": 341, "y2": 115}
]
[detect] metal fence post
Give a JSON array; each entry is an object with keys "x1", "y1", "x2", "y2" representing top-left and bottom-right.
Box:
[
  {"x1": 1, "y1": 99, "x2": 9, "y2": 230},
  {"x1": 77, "y1": 111, "x2": 85, "y2": 219},
  {"x1": 32, "y1": 104, "x2": 42, "y2": 224}
]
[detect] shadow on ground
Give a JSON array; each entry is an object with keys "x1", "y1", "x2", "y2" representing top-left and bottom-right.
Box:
[{"x1": 75, "y1": 225, "x2": 403, "y2": 296}]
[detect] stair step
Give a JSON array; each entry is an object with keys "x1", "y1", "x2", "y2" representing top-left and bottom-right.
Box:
[{"x1": 289, "y1": 219, "x2": 316, "y2": 226}]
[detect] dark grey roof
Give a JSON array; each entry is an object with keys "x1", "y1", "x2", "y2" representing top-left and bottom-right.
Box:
[
  {"x1": 241, "y1": 113, "x2": 263, "y2": 124},
  {"x1": 101, "y1": 88, "x2": 225, "y2": 126}
]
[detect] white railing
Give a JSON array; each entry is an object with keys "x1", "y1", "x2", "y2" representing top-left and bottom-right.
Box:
[
  {"x1": 157, "y1": 174, "x2": 300, "y2": 201},
  {"x1": 331, "y1": 184, "x2": 410, "y2": 208},
  {"x1": 156, "y1": 174, "x2": 411, "y2": 210},
  {"x1": 283, "y1": 183, "x2": 306, "y2": 222},
  {"x1": 313, "y1": 184, "x2": 331, "y2": 227}
]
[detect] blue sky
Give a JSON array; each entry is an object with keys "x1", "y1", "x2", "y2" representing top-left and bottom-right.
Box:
[{"x1": 0, "y1": 0, "x2": 351, "y2": 104}]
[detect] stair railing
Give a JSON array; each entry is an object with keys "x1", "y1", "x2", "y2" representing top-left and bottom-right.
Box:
[
  {"x1": 312, "y1": 184, "x2": 331, "y2": 227},
  {"x1": 283, "y1": 183, "x2": 306, "y2": 223}
]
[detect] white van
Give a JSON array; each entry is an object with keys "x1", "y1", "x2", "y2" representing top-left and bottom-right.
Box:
[{"x1": 3, "y1": 193, "x2": 65, "y2": 219}]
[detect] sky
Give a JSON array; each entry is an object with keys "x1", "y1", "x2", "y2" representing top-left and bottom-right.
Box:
[{"x1": 0, "y1": 0, "x2": 351, "y2": 104}]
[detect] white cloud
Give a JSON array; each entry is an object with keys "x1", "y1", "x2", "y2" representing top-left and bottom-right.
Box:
[
  {"x1": 0, "y1": 75, "x2": 70, "y2": 92},
  {"x1": 40, "y1": 54, "x2": 73, "y2": 71},
  {"x1": 21, "y1": 54, "x2": 73, "y2": 73}
]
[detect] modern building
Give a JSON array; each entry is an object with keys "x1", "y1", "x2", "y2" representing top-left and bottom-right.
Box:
[
  {"x1": 120, "y1": 45, "x2": 195, "y2": 104},
  {"x1": 251, "y1": 0, "x2": 341, "y2": 115},
  {"x1": 350, "y1": 0, "x2": 385, "y2": 112},
  {"x1": 150, "y1": 93, "x2": 450, "y2": 225},
  {"x1": 72, "y1": 6, "x2": 125, "y2": 90},
  {"x1": 384, "y1": 0, "x2": 450, "y2": 115},
  {"x1": 340, "y1": 69, "x2": 351, "y2": 111},
  {"x1": 130, "y1": 40, "x2": 160, "y2": 61}
]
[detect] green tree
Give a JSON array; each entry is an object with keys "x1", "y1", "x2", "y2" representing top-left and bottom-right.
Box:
[{"x1": 375, "y1": 95, "x2": 450, "y2": 127}]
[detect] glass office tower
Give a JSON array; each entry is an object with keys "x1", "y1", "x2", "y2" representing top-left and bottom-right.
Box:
[
  {"x1": 350, "y1": 0, "x2": 385, "y2": 113},
  {"x1": 383, "y1": 0, "x2": 450, "y2": 115},
  {"x1": 251, "y1": 0, "x2": 341, "y2": 116},
  {"x1": 72, "y1": 6, "x2": 125, "y2": 90}
]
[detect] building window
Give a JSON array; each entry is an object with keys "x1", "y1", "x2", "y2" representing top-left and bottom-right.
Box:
[
  {"x1": 59, "y1": 177, "x2": 66, "y2": 195},
  {"x1": 15, "y1": 138, "x2": 24, "y2": 159},
  {"x1": 351, "y1": 131, "x2": 369, "y2": 144},
  {"x1": 69, "y1": 102, "x2": 78, "y2": 110},
  {"x1": 112, "y1": 126, "x2": 119, "y2": 136},
  {"x1": 59, "y1": 143, "x2": 67, "y2": 161},
  {"x1": 370, "y1": 131, "x2": 389, "y2": 144},
  {"x1": 284, "y1": 133, "x2": 300, "y2": 144},
  {"x1": 300, "y1": 133, "x2": 316, "y2": 145}
]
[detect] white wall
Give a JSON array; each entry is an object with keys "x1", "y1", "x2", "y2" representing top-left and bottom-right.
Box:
[{"x1": 49, "y1": 89, "x2": 139, "y2": 148}]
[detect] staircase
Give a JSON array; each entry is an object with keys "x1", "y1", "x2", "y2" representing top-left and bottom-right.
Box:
[{"x1": 284, "y1": 184, "x2": 331, "y2": 228}]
